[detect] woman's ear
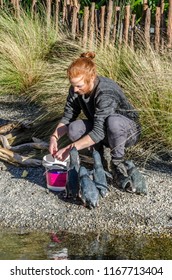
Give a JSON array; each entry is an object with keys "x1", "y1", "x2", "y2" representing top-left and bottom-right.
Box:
[{"x1": 90, "y1": 74, "x2": 96, "y2": 83}]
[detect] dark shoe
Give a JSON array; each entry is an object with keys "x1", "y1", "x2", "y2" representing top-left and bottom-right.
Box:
[{"x1": 111, "y1": 159, "x2": 132, "y2": 191}]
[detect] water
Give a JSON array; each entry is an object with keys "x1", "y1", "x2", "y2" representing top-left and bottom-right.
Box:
[{"x1": 0, "y1": 230, "x2": 172, "y2": 260}]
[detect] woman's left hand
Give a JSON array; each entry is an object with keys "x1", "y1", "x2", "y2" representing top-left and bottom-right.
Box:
[{"x1": 53, "y1": 145, "x2": 72, "y2": 161}]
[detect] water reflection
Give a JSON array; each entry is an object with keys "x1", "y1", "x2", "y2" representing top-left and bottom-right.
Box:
[{"x1": 0, "y1": 229, "x2": 172, "y2": 260}]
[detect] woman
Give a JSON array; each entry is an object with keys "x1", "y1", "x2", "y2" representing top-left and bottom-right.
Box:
[{"x1": 49, "y1": 52, "x2": 141, "y2": 186}]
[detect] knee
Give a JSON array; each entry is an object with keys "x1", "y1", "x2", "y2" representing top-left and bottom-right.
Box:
[
  {"x1": 68, "y1": 120, "x2": 85, "y2": 142},
  {"x1": 106, "y1": 115, "x2": 124, "y2": 133},
  {"x1": 68, "y1": 121, "x2": 79, "y2": 141}
]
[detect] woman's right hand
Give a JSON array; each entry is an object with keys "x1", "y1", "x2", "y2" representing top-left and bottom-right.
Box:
[{"x1": 49, "y1": 135, "x2": 58, "y2": 156}]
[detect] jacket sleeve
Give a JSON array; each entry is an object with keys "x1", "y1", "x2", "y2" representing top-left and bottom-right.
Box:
[
  {"x1": 60, "y1": 87, "x2": 81, "y2": 125},
  {"x1": 88, "y1": 90, "x2": 117, "y2": 143}
]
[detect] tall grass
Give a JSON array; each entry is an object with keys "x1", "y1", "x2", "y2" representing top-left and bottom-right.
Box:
[
  {"x1": 0, "y1": 8, "x2": 57, "y2": 94},
  {"x1": 96, "y1": 46, "x2": 172, "y2": 149},
  {"x1": 0, "y1": 8, "x2": 82, "y2": 120},
  {"x1": 25, "y1": 38, "x2": 82, "y2": 124}
]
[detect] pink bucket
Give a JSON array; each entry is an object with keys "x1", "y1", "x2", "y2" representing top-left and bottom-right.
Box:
[
  {"x1": 46, "y1": 169, "x2": 67, "y2": 191},
  {"x1": 42, "y1": 154, "x2": 69, "y2": 192}
]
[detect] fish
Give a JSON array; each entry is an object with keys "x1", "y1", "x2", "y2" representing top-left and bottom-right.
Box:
[
  {"x1": 92, "y1": 148, "x2": 111, "y2": 197},
  {"x1": 79, "y1": 166, "x2": 99, "y2": 209},
  {"x1": 125, "y1": 160, "x2": 147, "y2": 195},
  {"x1": 66, "y1": 146, "x2": 80, "y2": 199}
]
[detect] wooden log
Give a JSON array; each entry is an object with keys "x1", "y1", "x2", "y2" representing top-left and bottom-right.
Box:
[
  {"x1": 116, "y1": 6, "x2": 123, "y2": 45},
  {"x1": 15, "y1": 0, "x2": 20, "y2": 17},
  {"x1": 119, "y1": 21, "x2": 123, "y2": 46},
  {"x1": 167, "y1": 0, "x2": 172, "y2": 48},
  {"x1": 89, "y1": 2, "x2": 95, "y2": 49},
  {"x1": 76, "y1": 4, "x2": 80, "y2": 36},
  {"x1": 94, "y1": 9, "x2": 99, "y2": 46},
  {"x1": 0, "y1": 0, "x2": 3, "y2": 9},
  {"x1": 155, "y1": 7, "x2": 161, "y2": 51},
  {"x1": 76, "y1": 3, "x2": 80, "y2": 35},
  {"x1": 62, "y1": 0, "x2": 67, "y2": 24},
  {"x1": 160, "y1": 0, "x2": 165, "y2": 51},
  {"x1": 55, "y1": 0, "x2": 60, "y2": 33},
  {"x1": 100, "y1": 5, "x2": 105, "y2": 48},
  {"x1": 66, "y1": 1, "x2": 72, "y2": 26},
  {"x1": 105, "y1": 0, "x2": 113, "y2": 46},
  {"x1": 111, "y1": 6, "x2": 118, "y2": 45},
  {"x1": 130, "y1": 14, "x2": 136, "y2": 49},
  {"x1": 71, "y1": 4, "x2": 78, "y2": 39},
  {"x1": 46, "y1": 0, "x2": 52, "y2": 27},
  {"x1": 144, "y1": 7, "x2": 151, "y2": 47},
  {"x1": 0, "y1": 135, "x2": 11, "y2": 149},
  {"x1": 123, "y1": 4, "x2": 130, "y2": 45},
  {"x1": 11, "y1": 0, "x2": 15, "y2": 6},
  {"x1": 0, "y1": 135, "x2": 48, "y2": 152},
  {"x1": 141, "y1": 0, "x2": 148, "y2": 28},
  {"x1": 11, "y1": 0, "x2": 17, "y2": 16},
  {"x1": 0, "y1": 147, "x2": 42, "y2": 166},
  {"x1": 0, "y1": 122, "x2": 19, "y2": 134},
  {"x1": 143, "y1": 0, "x2": 148, "y2": 11},
  {"x1": 83, "y1": 6, "x2": 89, "y2": 49},
  {"x1": 31, "y1": 0, "x2": 37, "y2": 18}
]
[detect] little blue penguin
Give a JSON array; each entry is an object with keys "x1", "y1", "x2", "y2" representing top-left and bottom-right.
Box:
[
  {"x1": 92, "y1": 149, "x2": 111, "y2": 197},
  {"x1": 66, "y1": 146, "x2": 80, "y2": 199},
  {"x1": 79, "y1": 166, "x2": 99, "y2": 209}
]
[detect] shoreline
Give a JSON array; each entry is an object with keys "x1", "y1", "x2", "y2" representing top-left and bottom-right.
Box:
[{"x1": 0, "y1": 160, "x2": 172, "y2": 235}]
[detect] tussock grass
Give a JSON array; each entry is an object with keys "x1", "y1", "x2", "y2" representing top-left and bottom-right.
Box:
[
  {"x1": 96, "y1": 45, "x2": 172, "y2": 150},
  {"x1": 0, "y1": 9, "x2": 57, "y2": 94},
  {"x1": 0, "y1": 8, "x2": 82, "y2": 116},
  {"x1": 26, "y1": 38, "x2": 82, "y2": 118}
]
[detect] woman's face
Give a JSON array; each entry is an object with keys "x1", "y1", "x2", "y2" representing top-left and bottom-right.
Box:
[{"x1": 70, "y1": 75, "x2": 95, "y2": 95}]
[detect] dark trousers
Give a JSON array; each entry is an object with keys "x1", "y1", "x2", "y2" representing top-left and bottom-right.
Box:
[{"x1": 67, "y1": 114, "x2": 140, "y2": 159}]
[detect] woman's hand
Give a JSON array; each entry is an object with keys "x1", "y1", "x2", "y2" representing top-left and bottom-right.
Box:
[
  {"x1": 53, "y1": 145, "x2": 72, "y2": 161},
  {"x1": 49, "y1": 135, "x2": 58, "y2": 156}
]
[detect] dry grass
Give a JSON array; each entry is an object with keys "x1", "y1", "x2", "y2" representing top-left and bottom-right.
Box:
[
  {"x1": 25, "y1": 38, "x2": 82, "y2": 118},
  {"x1": 0, "y1": 9, "x2": 57, "y2": 93},
  {"x1": 96, "y1": 45, "x2": 172, "y2": 150}
]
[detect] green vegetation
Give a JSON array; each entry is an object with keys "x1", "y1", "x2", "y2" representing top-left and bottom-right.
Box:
[
  {"x1": 0, "y1": 7, "x2": 172, "y2": 151},
  {"x1": 0, "y1": 9, "x2": 57, "y2": 94},
  {"x1": 96, "y1": 46, "x2": 172, "y2": 149}
]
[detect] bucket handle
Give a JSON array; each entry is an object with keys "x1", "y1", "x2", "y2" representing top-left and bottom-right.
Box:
[
  {"x1": 43, "y1": 168, "x2": 67, "y2": 176},
  {"x1": 52, "y1": 163, "x2": 67, "y2": 168},
  {"x1": 44, "y1": 163, "x2": 67, "y2": 169}
]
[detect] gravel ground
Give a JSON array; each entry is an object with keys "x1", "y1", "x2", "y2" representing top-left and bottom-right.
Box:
[{"x1": 0, "y1": 94, "x2": 172, "y2": 235}]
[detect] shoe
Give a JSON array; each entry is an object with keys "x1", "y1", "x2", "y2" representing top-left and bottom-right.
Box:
[{"x1": 111, "y1": 159, "x2": 132, "y2": 191}]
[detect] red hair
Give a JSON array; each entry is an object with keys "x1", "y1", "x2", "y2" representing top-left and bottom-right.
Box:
[{"x1": 67, "y1": 52, "x2": 96, "y2": 83}]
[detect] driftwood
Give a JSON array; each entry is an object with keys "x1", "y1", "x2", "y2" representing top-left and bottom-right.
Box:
[
  {"x1": 0, "y1": 147, "x2": 42, "y2": 166},
  {"x1": 0, "y1": 122, "x2": 19, "y2": 134},
  {"x1": 0, "y1": 135, "x2": 48, "y2": 152},
  {"x1": 0, "y1": 121, "x2": 94, "y2": 167},
  {"x1": 0, "y1": 120, "x2": 50, "y2": 166}
]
